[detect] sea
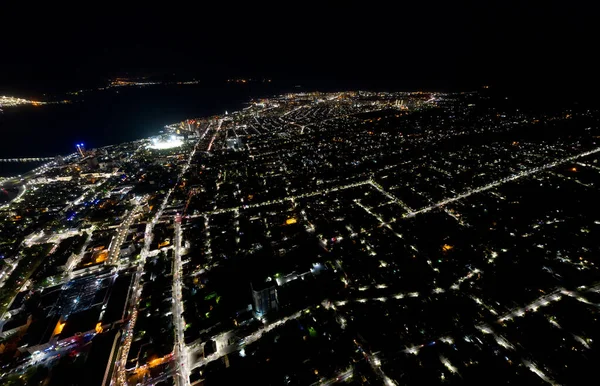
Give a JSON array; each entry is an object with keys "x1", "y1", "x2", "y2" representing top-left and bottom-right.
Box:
[{"x1": 0, "y1": 83, "x2": 296, "y2": 177}]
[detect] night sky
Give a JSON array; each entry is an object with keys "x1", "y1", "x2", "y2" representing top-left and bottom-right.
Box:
[{"x1": 1, "y1": 2, "x2": 597, "y2": 94}]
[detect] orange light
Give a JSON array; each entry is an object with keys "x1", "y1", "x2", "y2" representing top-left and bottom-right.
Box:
[
  {"x1": 54, "y1": 321, "x2": 66, "y2": 335},
  {"x1": 95, "y1": 322, "x2": 103, "y2": 334},
  {"x1": 285, "y1": 218, "x2": 297, "y2": 225},
  {"x1": 94, "y1": 250, "x2": 108, "y2": 263},
  {"x1": 148, "y1": 357, "x2": 165, "y2": 367},
  {"x1": 571, "y1": 167, "x2": 577, "y2": 172},
  {"x1": 442, "y1": 244, "x2": 454, "y2": 252}
]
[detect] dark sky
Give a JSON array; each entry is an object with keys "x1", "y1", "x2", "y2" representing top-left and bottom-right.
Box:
[{"x1": 1, "y1": 2, "x2": 597, "y2": 93}]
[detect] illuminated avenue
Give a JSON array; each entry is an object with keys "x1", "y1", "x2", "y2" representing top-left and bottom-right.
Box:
[{"x1": 1, "y1": 90, "x2": 600, "y2": 386}]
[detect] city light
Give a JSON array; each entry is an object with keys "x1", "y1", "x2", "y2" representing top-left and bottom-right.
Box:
[
  {"x1": 148, "y1": 136, "x2": 184, "y2": 149},
  {"x1": 2, "y1": 89, "x2": 600, "y2": 386}
]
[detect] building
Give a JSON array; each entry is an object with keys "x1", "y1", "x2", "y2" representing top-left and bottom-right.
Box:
[
  {"x1": 274, "y1": 263, "x2": 325, "y2": 286},
  {"x1": 251, "y1": 263, "x2": 327, "y2": 319},
  {"x1": 56, "y1": 253, "x2": 78, "y2": 272},
  {"x1": 0, "y1": 314, "x2": 31, "y2": 338},
  {"x1": 86, "y1": 156, "x2": 99, "y2": 169},
  {"x1": 251, "y1": 278, "x2": 278, "y2": 318},
  {"x1": 76, "y1": 143, "x2": 86, "y2": 157},
  {"x1": 226, "y1": 137, "x2": 243, "y2": 151},
  {"x1": 119, "y1": 243, "x2": 136, "y2": 259}
]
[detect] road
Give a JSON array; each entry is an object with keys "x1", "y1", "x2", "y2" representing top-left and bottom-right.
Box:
[
  {"x1": 368, "y1": 179, "x2": 414, "y2": 213},
  {"x1": 113, "y1": 187, "x2": 183, "y2": 384},
  {"x1": 138, "y1": 129, "x2": 204, "y2": 386},
  {"x1": 189, "y1": 308, "x2": 308, "y2": 370},
  {"x1": 310, "y1": 367, "x2": 354, "y2": 386},
  {"x1": 0, "y1": 183, "x2": 26, "y2": 209},
  {"x1": 188, "y1": 180, "x2": 370, "y2": 218},
  {"x1": 63, "y1": 230, "x2": 94, "y2": 280},
  {"x1": 206, "y1": 119, "x2": 223, "y2": 152},
  {"x1": 406, "y1": 146, "x2": 600, "y2": 217},
  {"x1": 108, "y1": 201, "x2": 144, "y2": 265},
  {"x1": 172, "y1": 221, "x2": 191, "y2": 386},
  {"x1": 0, "y1": 158, "x2": 57, "y2": 190},
  {"x1": 327, "y1": 300, "x2": 397, "y2": 386}
]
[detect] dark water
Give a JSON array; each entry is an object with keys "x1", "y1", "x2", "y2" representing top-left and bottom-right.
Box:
[{"x1": 0, "y1": 83, "x2": 293, "y2": 176}]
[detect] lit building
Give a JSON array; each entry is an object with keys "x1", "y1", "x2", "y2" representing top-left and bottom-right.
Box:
[
  {"x1": 148, "y1": 135, "x2": 183, "y2": 150},
  {"x1": 226, "y1": 137, "x2": 243, "y2": 151},
  {"x1": 76, "y1": 143, "x2": 86, "y2": 157},
  {"x1": 251, "y1": 278, "x2": 278, "y2": 318},
  {"x1": 251, "y1": 263, "x2": 326, "y2": 318}
]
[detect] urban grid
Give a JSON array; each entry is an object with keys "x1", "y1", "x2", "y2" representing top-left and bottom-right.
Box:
[{"x1": 1, "y1": 90, "x2": 600, "y2": 386}]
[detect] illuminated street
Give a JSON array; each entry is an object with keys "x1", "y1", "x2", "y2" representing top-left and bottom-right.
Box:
[{"x1": 2, "y1": 91, "x2": 600, "y2": 386}]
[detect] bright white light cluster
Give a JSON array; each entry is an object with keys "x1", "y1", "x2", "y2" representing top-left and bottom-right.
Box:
[
  {"x1": 0, "y1": 95, "x2": 43, "y2": 107},
  {"x1": 148, "y1": 136, "x2": 183, "y2": 149}
]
